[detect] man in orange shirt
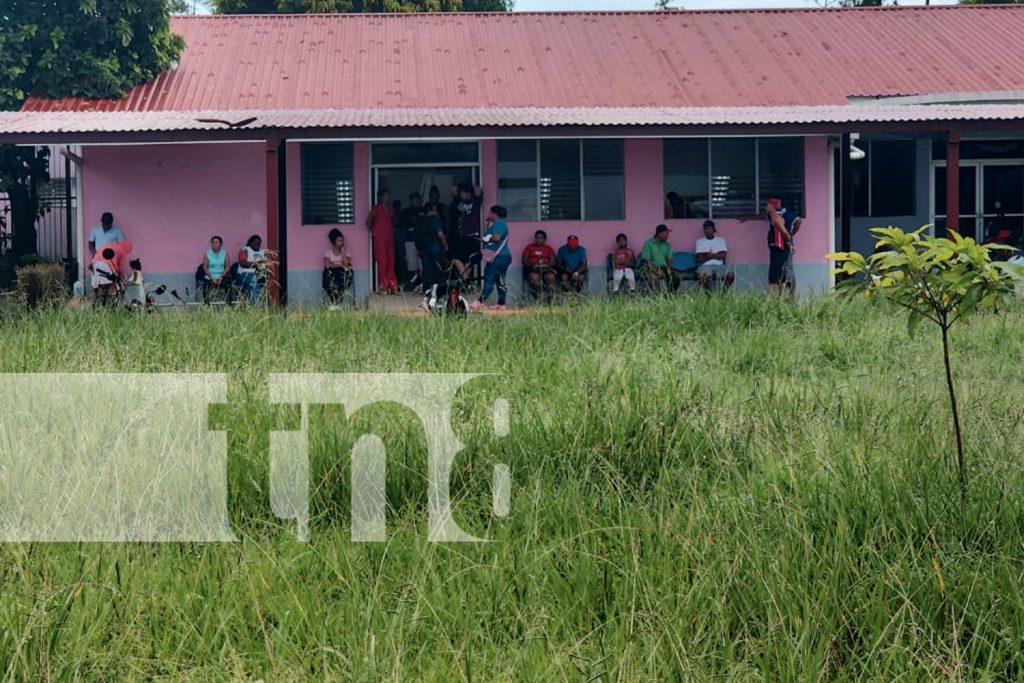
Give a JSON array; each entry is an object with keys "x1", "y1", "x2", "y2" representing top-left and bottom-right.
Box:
[{"x1": 366, "y1": 189, "x2": 398, "y2": 294}]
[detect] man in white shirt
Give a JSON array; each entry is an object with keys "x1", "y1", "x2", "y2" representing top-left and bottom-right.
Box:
[
  {"x1": 695, "y1": 219, "x2": 735, "y2": 291},
  {"x1": 88, "y1": 212, "x2": 125, "y2": 256}
]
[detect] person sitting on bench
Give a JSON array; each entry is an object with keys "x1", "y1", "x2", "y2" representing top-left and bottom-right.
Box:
[
  {"x1": 640, "y1": 225, "x2": 679, "y2": 293},
  {"x1": 522, "y1": 230, "x2": 558, "y2": 300},
  {"x1": 323, "y1": 228, "x2": 353, "y2": 309},
  {"x1": 200, "y1": 235, "x2": 232, "y2": 303},
  {"x1": 611, "y1": 233, "x2": 637, "y2": 295},
  {"x1": 695, "y1": 220, "x2": 735, "y2": 291},
  {"x1": 557, "y1": 235, "x2": 589, "y2": 294}
]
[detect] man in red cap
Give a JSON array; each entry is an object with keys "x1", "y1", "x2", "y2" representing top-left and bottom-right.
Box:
[{"x1": 556, "y1": 235, "x2": 589, "y2": 294}]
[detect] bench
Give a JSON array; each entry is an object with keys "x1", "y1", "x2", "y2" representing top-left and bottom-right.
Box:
[{"x1": 606, "y1": 251, "x2": 699, "y2": 295}]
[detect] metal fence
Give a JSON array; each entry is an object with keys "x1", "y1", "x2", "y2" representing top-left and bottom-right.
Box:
[{"x1": 0, "y1": 144, "x2": 77, "y2": 263}]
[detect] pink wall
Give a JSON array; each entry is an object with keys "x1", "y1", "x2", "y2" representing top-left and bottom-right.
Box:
[
  {"x1": 481, "y1": 137, "x2": 832, "y2": 265},
  {"x1": 481, "y1": 138, "x2": 667, "y2": 262},
  {"x1": 797, "y1": 136, "x2": 830, "y2": 264},
  {"x1": 82, "y1": 143, "x2": 266, "y2": 273},
  {"x1": 286, "y1": 141, "x2": 371, "y2": 272},
  {"x1": 83, "y1": 136, "x2": 831, "y2": 279}
]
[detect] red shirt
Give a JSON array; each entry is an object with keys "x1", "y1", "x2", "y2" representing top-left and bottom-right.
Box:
[
  {"x1": 522, "y1": 243, "x2": 556, "y2": 267},
  {"x1": 369, "y1": 203, "x2": 394, "y2": 239},
  {"x1": 612, "y1": 247, "x2": 636, "y2": 268}
]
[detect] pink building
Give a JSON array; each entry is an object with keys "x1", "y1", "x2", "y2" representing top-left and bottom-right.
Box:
[{"x1": 5, "y1": 7, "x2": 1024, "y2": 304}]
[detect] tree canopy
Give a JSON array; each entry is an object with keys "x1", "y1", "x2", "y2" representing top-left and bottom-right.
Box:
[
  {"x1": 0, "y1": 1, "x2": 184, "y2": 112},
  {"x1": 210, "y1": 0, "x2": 512, "y2": 13}
]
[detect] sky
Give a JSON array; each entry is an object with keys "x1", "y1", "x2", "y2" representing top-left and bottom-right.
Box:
[{"x1": 514, "y1": 0, "x2": 958, "y2": 11}]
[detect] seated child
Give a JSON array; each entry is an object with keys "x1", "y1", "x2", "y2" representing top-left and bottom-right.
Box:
[{"x1": 611, "y1": 233, "x2": 637, "y2": 294}]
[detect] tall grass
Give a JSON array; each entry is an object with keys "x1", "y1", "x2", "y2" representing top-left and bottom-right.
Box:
[{"x1": 0, "y1": 296, "x2": 1023, "y2": 680}]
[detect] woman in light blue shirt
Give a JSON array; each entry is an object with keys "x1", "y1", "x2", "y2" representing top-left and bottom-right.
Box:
[
  {"x1": 201, "y1": 235, "x2": 231, "y2": 303},
  {"x1": 472, "y1": 205, "x2": 512, "y2": 310}
]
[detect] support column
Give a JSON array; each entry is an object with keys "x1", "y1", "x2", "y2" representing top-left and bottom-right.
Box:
[
  {"x1": 265, "y1": 137, "x2": 283, "y2": 305},
  {"x1": 946, "y1": 129, "x2": 960, "y2": 238},
  {"x1": 840, "y1": 132, "x2": 852, "y2": 255}
]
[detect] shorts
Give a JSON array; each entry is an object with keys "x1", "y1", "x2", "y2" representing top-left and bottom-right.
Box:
[
  {"x1": 451, "y1": 234, "x2": 480, "y2": 264},
  {"x1": 697, "y1": 263, "x2": 730, "y2": 279},
  {"x1": 524, "y1": 264, "x2": 556, "y2": 276},
  {"x1": 768, "y1": 248, "x2": 790, "y2": 285}
]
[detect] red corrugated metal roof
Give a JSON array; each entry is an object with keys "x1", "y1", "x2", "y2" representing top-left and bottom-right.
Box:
[
  {"x1": 5, "y1": 104, "x2": 1024, "y2": 135},
  {"x1": 20, "y1": 6, "x2": 1024, "y2": 114}
]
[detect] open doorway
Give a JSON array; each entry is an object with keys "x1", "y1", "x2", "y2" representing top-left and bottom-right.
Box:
[{"x1": 369, "y1": 143, "x2": 482, "y2": 294}]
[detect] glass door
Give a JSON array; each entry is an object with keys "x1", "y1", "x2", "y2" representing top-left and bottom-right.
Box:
[
  {"x1": 932, "y1": 161, "x2": 1024, "y2": 245},
  {"x1": 980, "y1": 163, "x2": 1024, "y2": 244},
  {"x1": 366, "y1": 142, "x2": 482, "y2": 293}
]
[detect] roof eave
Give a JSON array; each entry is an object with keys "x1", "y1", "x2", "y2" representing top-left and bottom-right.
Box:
[{"x1": 5, "y1": 118, "x2": 1024, "y2": 146}]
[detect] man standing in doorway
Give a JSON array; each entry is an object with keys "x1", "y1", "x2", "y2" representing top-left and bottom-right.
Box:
[
  {"x1": 88, "y1": 212, "x2": 125, "y2": 257},
  {"x1": 366, "y1": 189, "x2": 399, "y2": 294},
  {"x1": 398, "y1": 192, "x2": 425, "y2": 290}
]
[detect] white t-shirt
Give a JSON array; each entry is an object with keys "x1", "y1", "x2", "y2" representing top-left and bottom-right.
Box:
[
  {"x1": 695, "y1": 236, "x2": 727, "y2": 266},
  {"x1": 237, "y1": 247, "x2": 265, "y2": 274}
]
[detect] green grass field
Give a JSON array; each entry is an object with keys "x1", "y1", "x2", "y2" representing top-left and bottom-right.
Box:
[{"x1": 1, "y1": 297, "x2": 1023, "y2": 681}]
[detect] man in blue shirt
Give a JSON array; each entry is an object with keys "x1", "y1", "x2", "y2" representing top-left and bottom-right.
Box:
[
  {"x1": 557, "y1": 235, "x2": 588, "y2": 294},
  {"x1": 88, "y1": 212, "x2": 126, "y2": 257}
]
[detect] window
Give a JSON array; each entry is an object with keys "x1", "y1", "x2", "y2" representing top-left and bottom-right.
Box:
[
  {"x1": 497, "y1": 139, "x2": 625, "y2": 221},
  {"x1": 583, "y1": 140, "x2": 625, "y2": 220},
  {"x1": 663, "y1": 139, "x2": 709, "y2": 219},
  {"x1": 870, "y1": 140, "x2": 915, "y2": 216},
  {"x1": 932, "y1": 139, "x2": 1024, "y2": 161},
  {"x1": 497, "y1": 141, "x2": 538, "y2": 221},
  {"x1": 663, "y1": 137, "x2": 806, "y2": 219},
  {"x1": 850, "y1": 140, "x2": 916, "y2": 217},
  {"x1": 711, "y1": 139, "x2": 756, "y2": 218},
  {"x1": 759, "y1": 137, "x2": 805, "y2": 216},
  {"x1": 371, "y1": 142, "x2": 479, "y2": 165},
  {"x1": 301, "y1": 143, "x2": 355, "y2": 225},
  {"x1": 540, "y1": 140, "x2": 581, "y2": 220}
]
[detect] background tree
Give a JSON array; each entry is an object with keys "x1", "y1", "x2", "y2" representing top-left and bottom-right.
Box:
[
  {"x1": 169, "y1": 0, "x2": 212, "y2": 11},
  {"x1": 211, "y1": 0, "x2": 512, "y2": 12},
  {"x1": 815, "y1": 0, "x2": 896, "y2": 6},
  {"x1": 460, "y1": 0, "x2": 512, "y2": 10},
  {"x1": 0, "y1": 1, "x2": 183, "y2": 259}
]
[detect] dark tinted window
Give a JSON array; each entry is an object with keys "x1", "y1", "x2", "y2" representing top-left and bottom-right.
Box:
[{"x1": 301, "y1": 143, "x2": 355, "y2": 225}]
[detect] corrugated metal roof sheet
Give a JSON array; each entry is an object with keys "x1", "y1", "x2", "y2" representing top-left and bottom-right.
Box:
[
  {"x1": 5, "y1": 104, "x2": 1024, "y2": 135},
  {"x1": 20, "y1": 6, "x2": 1024, "y2": 114}
]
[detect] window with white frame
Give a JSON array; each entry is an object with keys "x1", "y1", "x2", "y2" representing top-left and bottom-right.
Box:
[
  {"x1": 301, "y1": 143, "x2": 356, "y2": 225},
  {"x1": 663, "y1": 137, "x2": 805, "y2": 219},
  {"x1": 497, "y1": 139, "x2": 625, "y2": 221}
]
